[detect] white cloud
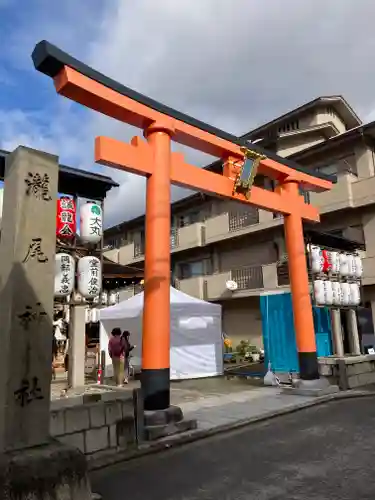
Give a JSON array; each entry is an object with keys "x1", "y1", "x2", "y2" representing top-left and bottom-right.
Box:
[{"x1": 2, "y1": 0, "x2": 375, "y2": 227}]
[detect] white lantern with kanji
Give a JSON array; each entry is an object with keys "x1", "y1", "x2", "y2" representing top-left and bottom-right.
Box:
[
  {"x1": 347, "y1": 254, "x2": 356, "y2": 278},
  {"x1": 54, "y1": 253, "x2": 75, "y2": 297},
  {"x1": 339, "y1": 253, "x2": 350, "y2": 277},
  {"x1": 77, "y1": 256, "x2": 102, "y2": 299},
  {"x1": 310, "y1": 246, "x2": 323, "y2": 274},
  {"x1": 323, "y1": 280, "x2": 333, "y2": 305},
  {"x1": 353, "y1": 256, "x2": 363, "y2": 279},
  {"x1": 341, "y1": 282, "x2": 350, "y2": 306},
  {"x1": 80, "y1": 202, "x2": 103, "y2": 244},
  {"x1": 329, "y1": 251, "x2": 340, "y2": 274},
  {"x1": 314, "y1": 280, "x2": 326, "y2": 305},
  {"x1": 349, "y1": 282, "x2": 361, "y2": 306},
  {"x1": 331, "y1": 281, "x2": 342, "y2": 306}
]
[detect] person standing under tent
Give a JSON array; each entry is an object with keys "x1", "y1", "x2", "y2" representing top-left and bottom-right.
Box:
[
  {"x1": 121, "y1": 330, "x2": 135, "y2": 384},
  {"x1": 108, "y1": 327, "x2": 125, "y2": 387}
]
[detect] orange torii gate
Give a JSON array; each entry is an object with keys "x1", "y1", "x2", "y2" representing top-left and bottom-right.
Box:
[{"x1": 32, "y1": 41, "x2": 332, "y2": 411}]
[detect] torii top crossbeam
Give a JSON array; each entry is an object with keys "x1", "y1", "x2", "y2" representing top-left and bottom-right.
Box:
[{"x1": 32, "y1": 40, "x2": 332, "y2": 411}]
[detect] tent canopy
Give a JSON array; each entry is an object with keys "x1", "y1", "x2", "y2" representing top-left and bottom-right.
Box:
[
  {"x1": 99, "y1": 286, "x2": 221, "y2": 320},
  {"x1": 99, "y1": 287, "x2": 223, "y2": 380}
]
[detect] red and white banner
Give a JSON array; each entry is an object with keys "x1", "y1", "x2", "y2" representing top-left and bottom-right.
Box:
[{"x1": 56, "y1": 197, "x2": 76, "y2": 239}]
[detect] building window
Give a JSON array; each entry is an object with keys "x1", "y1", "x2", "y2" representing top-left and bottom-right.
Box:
[
  {"x1": 105, "y1": 233, "x2": 128, "y2": 249},
  {"x1": 134, "y1": 230, "x2": 145, "y2": 257},
  {"x1": 277, "y1": 120, "x2": 299, "y2": 134},
  {"x1": 178, "y1": 258, "x2": 212, "y2": 279},
  {"x1": 177, "y1": 211, "x2": 200, "y2": 227}
]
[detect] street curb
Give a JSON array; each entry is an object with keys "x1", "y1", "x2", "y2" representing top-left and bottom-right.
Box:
[{"x1": 88, "y1": 389, "x2": 374, "y2": 472}]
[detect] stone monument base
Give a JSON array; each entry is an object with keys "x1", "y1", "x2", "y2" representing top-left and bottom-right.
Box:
[
  {"x1": 281, "y1": 377, "x2": 340, "y2": 397},
  {"x1": 144, "y1": 405, "x2": 197, "y2": 441},
  {"x1": 0, "y1": 440, "x2": 92, "y2": 500}
]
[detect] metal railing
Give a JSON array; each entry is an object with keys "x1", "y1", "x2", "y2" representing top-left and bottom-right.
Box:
[
  {"x1": 229, "y1": 207, "x2": 259, "y2": 232},
  {"x1": 170, "y1": 227, "x2": 179, "y2": 249},
  {"x1": 231, "y1": 265, "x2": 264, "y2": 290},
  {"x1": 133, "y1": 241, "x2": 145, "y2": 258},
  {"x1": 276, "y1": 262, "x2": 290, "y2": 286},
  {"x1": 276, "y1": 256, "x2": 313, "y2": 286}
]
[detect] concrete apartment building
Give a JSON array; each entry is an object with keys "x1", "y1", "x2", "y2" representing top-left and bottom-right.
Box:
[{"x1": 104, "y1": 95, "x2": 375, "y2": 350}]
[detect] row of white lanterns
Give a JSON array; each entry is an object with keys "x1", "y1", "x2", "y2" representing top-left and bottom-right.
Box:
[
  {"x1": 313, "y1": 280, "x2": 361, "y2": 307},
  {"x1": 54, "y1": 253, "x2": 102, "y2": 299},
  {"x1": 62, "y1": 306, "x2": 109, "y2": 324},
  {"x1": 309, "y1": 245, "x2": 363, "y2": 279}
]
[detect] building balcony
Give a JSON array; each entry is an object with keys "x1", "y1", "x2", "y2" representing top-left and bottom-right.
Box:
[
  {"x1": 352, "y1": 175, "x2": 375, "y2": 209},
  {"x1": 309, "y1": 173, "x2": 355, "y2": 213},
  {"x1": 205, "y1": 208, "x2": 283, "y2": 244},
  {"x1": 175, "y1": 263, "x2": 279, "y2": 302},
  {"x1": 115, "y1": 241, "x2": 144, "y2": 265},
  {"x1": 171, "y1": 223, "x2": 205, "y2": 253},
  {"x1": 205, "y1": 264, "x2": 276, "y2": 301},
  {"x1": 114, "y1": 223, "x2": 206, "y2": 265},
  {"x1": 117, "y1": 263, "x2": 285, "y2": 303},
  {"x1": 103, "y1": 248, "x2": 119, "y2": 263},
  {"x1": 174, "y1": 276, "x2": 205, "y2": 299}
]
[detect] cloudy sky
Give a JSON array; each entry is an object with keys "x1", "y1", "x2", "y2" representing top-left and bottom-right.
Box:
[{"x1": 0, "y1": 0, "x2": 374, "y2": 227}]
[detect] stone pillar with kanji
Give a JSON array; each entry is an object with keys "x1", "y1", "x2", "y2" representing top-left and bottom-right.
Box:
[
  {"x1": 0, "y1": 146, "x2": 92, "y2": 500},
  {"x1": 0, "y1": 146, "x2": 58, "y2": 452}
]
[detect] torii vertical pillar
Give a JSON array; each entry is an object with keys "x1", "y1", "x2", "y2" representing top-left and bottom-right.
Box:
[
  {"x1": 283, "y1": 180, "x2": 320, "y2": 382},
  {"x1": 142, "y1": 123, "x2": 173, "y2": 411}
]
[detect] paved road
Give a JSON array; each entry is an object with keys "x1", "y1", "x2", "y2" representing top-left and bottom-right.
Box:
[{"x1": 92, "y1": 396, "x2": 375, "y2": 500}]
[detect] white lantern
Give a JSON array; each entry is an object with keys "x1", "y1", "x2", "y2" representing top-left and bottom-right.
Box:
[
  {"x1": 331, "y1": 281, "x2": 342, "y2": 306},
  {"x1": 323, "y1": 280, "x2": 333, "y2": 305},
  {"x1": 77, "y1": 256, "x2": 102, "y2": 299},
  {"x1": 353, "y1": 256, "x2": 363, "y2": 279},
  {"x1": 349, "y1": 282, "x2": 361, "y2": 306},
  {"x1": 314, "y1": 280, "x2": 326, "y2": 305},
  {"x1": 310, "y1": 246, "x2": 323, "y2": 274},
  {"x1": 347, "y1": 254, "x2": 356, "y2": 278},
  {"x1": 64, "y1": 305, "x2": 70, "y2": 324},
  {"x1": 90, "y1": 308, "x2": 100, "y2": 323},
  {"x1": 80, "y1": 202, "x2": 103, "y2": 244},
  {"x1": 329, "y1": 251, "x2": 340, "y2": 274},
  {"x1": 341, "y1": 282, "x2": 350, "y2": 306},
  {"x1": 339, "y1": 253, "x2": 349, "y2": 277},
  {"x1": 109, "y1": 292, "x2": 117, "y2": 305},
  {"x1": 101, "y1": 291, "x2": 108, "y2": 305},
  {"x1": 54, "y1": 253, "x2": 75, "y2": 297}
]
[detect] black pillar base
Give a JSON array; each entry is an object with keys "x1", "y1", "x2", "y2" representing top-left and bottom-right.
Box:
[
  {"x1": 141, "y1": 368, "x2": 170, "y2": 411},
  {"x1": 298, "y1": 351, "x2": 320, "y2": 380}
]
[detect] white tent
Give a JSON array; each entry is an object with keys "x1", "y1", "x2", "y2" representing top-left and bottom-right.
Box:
[{"x1": 99, "y1": 286, "x2": 223, "y2": 380}]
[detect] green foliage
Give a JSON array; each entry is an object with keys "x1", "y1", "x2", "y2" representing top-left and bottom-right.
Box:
[{"x1": 236, "y1": 340, "x2": 258, "y2": 356}]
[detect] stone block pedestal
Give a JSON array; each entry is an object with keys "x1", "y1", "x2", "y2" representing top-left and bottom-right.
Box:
[
  {"x1": 144, "y1": 405, "x2": 197, "y2": 441},
  {"x1": 0, "y1": 440, "x2": 92, "y2": 499}
]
